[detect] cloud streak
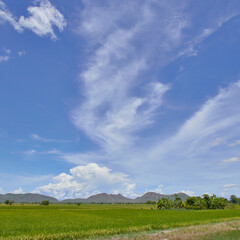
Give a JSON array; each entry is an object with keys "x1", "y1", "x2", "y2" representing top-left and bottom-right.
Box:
[{"x1": 72, "y1": 0, "x2": 192, "y2": 155}]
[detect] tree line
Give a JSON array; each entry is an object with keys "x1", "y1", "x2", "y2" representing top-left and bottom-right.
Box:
[{"x1": 156, "y1": 194, "x2": 239, "y2": 210}]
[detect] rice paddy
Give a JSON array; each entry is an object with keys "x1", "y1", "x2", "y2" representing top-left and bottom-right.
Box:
[{"x1": 0, "y1": 204, "x2": 240, "y2": 239}]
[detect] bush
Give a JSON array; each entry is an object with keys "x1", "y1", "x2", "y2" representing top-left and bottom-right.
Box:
[
  {"x1": 157, "y1": 198, "x2": 173, "y2": 210},
  {"x1": 186, "y1": 197, "x2": 197, "y2": 206},
  {"x1": 173, "y1": 197, "x2": 185, "y2": 209},
  {"x1": 230, "y1": 195, "x2": 239, "y2": 204},
  {"x1": 146, "y1": 201, "x2": 156, "y2": 204},
  {"x1": 40, "y1": 200, "x2": 50, "y2": 206},
  {"x1": 4, "y1": 200, "x2": 14, "y2": 205}
]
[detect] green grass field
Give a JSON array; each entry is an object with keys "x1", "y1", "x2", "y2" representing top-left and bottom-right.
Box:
[{"x1": 0, "y1": 204, "x2": 239, "y2": 239}]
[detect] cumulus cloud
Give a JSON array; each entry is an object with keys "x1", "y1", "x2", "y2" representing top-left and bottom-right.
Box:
[
  {"x1": 12, "y1": 187, "x2": 24, "y2": 194},
  {"x1": 148, "y1": 185, "x2": 164, "y2": 194},
  {"x1": 180, "y1": 190, "x2": 195, "y2": 196},
  {"x1": 0, "y1": 0, "x2": 66, "y2": 39},
  {"x1": 33, "y1": 163, "x2": 136, "y2": 199}
]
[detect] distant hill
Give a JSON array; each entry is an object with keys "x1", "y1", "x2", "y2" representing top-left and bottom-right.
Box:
[
  {"x1": 0, "y1": 193, "x2": 58, "y2": 203},
  {"x1": 62, "y1": 193, "x2": 133, "y2": 203},
  {"x1": 61, "y1": 192, "x2": 189, "y2": 204},
  {"x1": 87, "y1": 193, "x2": 132, "y2": 203},
  {"x1": 134, "y1": 192, "x2": 189, "y2": 203},
  {"x1": 0, "y1": 192, "x2": 189, "y2": 204},
  {"x1": 134, "y1": 192, "x2": 164, "y2": 203}
]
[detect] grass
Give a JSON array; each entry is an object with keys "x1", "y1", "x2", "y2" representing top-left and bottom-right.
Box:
[
  {"x1": 0, "y1": 204, "x2": 239, "y2": 239},
  {"x1": 112, "y1": 220, "x2": 240, "y2": 240},
  {"x1": 203, "y1": 231, "x2": 240, "y2": 240}
]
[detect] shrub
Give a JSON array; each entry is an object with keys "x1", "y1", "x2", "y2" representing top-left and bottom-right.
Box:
[
  {"x1": 173, "y1": 197, "x2": 184, "y2": 209},
  {"x1": 186, "y1": 197, "x2": 196, "y2": 206},
  {"x1": 146, "y1": 201, "x2": 156, "y2": 204},
  {"x1": 40, "y1": 200, "x2": 50, "y2": 206},
  {"x1": 157, "y1": 198, "x2": 173, "y2": 210},
  {"x1": 4, "y1": 200, "x2": 14, "y2": 205}
]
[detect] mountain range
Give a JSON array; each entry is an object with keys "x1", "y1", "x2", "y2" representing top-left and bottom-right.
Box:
[{"x1": 0, "y1": 192, "x2": 189, "y2": 203}]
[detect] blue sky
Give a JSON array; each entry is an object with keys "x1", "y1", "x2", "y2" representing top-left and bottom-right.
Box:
[{"x1": 0, "y1": 0, "x2": 240, "y2": 199}]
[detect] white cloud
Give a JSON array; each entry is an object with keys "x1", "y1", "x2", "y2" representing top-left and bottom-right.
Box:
[
  {"x1": 0, "y1": 187, "x2": 3, "y2": 194},
  {"x1": 228, "y1": 140, "x2": 240, "y2": 147},
  {"x1": 31, "y1": 133, "x2": 70, "y2": 143},
  {"x1": 18, "y1": 50, "x2": 26, "y2": 56},
  {"x1": 180, "y1": 190, "x2": 195, "y2": 196},
  {"x1": 12, "y1": 187, "x2": 24, "y2": 194},
  {"x1": 223, "y1": 184, "x2": 238, "y2": 189},
  {"x1": 33, "y1": 163, "x2": 137, "y2": 199},
  {"x1": 212, "y1": 137, "x2": 225, "y2": 147},
  {"x1": 148, "y1": 184, "x2": 164, "y2": 194},
  {"x1": 3, "y1": 48, "x2": 11, "y2": 54},
  {"x1": 72, "y1": 1, "x2": 192, "y2": 155},
  {"x1": 222, "y1": 157, "x2": 240, "y2": 163},
  {"x1": 0, "y1": 0, "x2": 66, "y2": 40},
  {"x1": 151, "y1": 81, "x2": 240, "y2": 161},
  {"x1": 0, "y1": 55, "x2": 9, "y2": 62},
  {"x1": 0, "y1": 47, "x2": 11, "y2": 63},
  {"x1": 24, "y1": 149, "x2": 36, "y2": 155}
]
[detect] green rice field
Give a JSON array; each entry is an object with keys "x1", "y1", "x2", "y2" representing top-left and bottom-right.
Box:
[{"x1": 0, "y1": 204, "x2": 240, "y2": 239}]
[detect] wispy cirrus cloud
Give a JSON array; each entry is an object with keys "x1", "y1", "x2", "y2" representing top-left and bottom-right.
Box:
[
  {"x1": 0, "y1": 0, "x2": 66, "y2": 40},
  {"x1": 29, "y1": 1, "x2": 240, "y2": 197},
  {"x1": 222, "y1": 157, "x2": 240, "y2": 163},
  {"x1": 30, "y1": 134, "x2": 70, "y2": 143},
  {"x1": 72, "y1": 0, "x2": 240, "y2": 160},
  {"x1": 228, "y1": 140, "x2": 240, "y2": 147},
  {"x1": 72, "y1": 0, "x2": 191, "y2": 154},
  {"x1": 57, "y1": 1, "x2": 240, "y2": 196},
  {"x1": 223, "y1": 184, "x2": 238, "y2": 189}
]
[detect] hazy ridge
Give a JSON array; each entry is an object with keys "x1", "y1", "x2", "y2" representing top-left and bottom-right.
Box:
[{"x1": 0, "y1": 192, "x2": 189, "y2": 203}]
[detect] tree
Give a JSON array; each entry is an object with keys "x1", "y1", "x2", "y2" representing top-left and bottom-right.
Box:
[
  {"x1": 40, "y1": 200, "x2": 50, "y2": 206},
  {"x1": 186, "y1": 197, "x2": 196, "y2": 206},
  {"x1": 157, "y1": 198, "x2": 173, "y2": 210},
  {"x1": 146, "y1": 200, "x2": 156, "y2": 204},
  {"x1": 230, "y1": 195, "x2": 238, "y2": 204},
  {"x1": 202, "y1": 194, "x2": 211, "y2": 209},
  {"x1": 4, "y1": 200, "x2": 14, "y2": 205},
  {"x1": 173, "y1": 196, "x2": 184, "y2": 209}
]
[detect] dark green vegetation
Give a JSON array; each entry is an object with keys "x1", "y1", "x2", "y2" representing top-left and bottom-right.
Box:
[
  {"x1": 0, "y1": 204, "x2": 239, "y2": 239},
  {"x1": 230, "y1": 195, "x2": 240, "y2": 204},
  {"x1": 40, "y1": 200, "x2": 50, "y2": 206},
  {"x1": 157, "y1": 194, "x2": 228, "y2": 210}
]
